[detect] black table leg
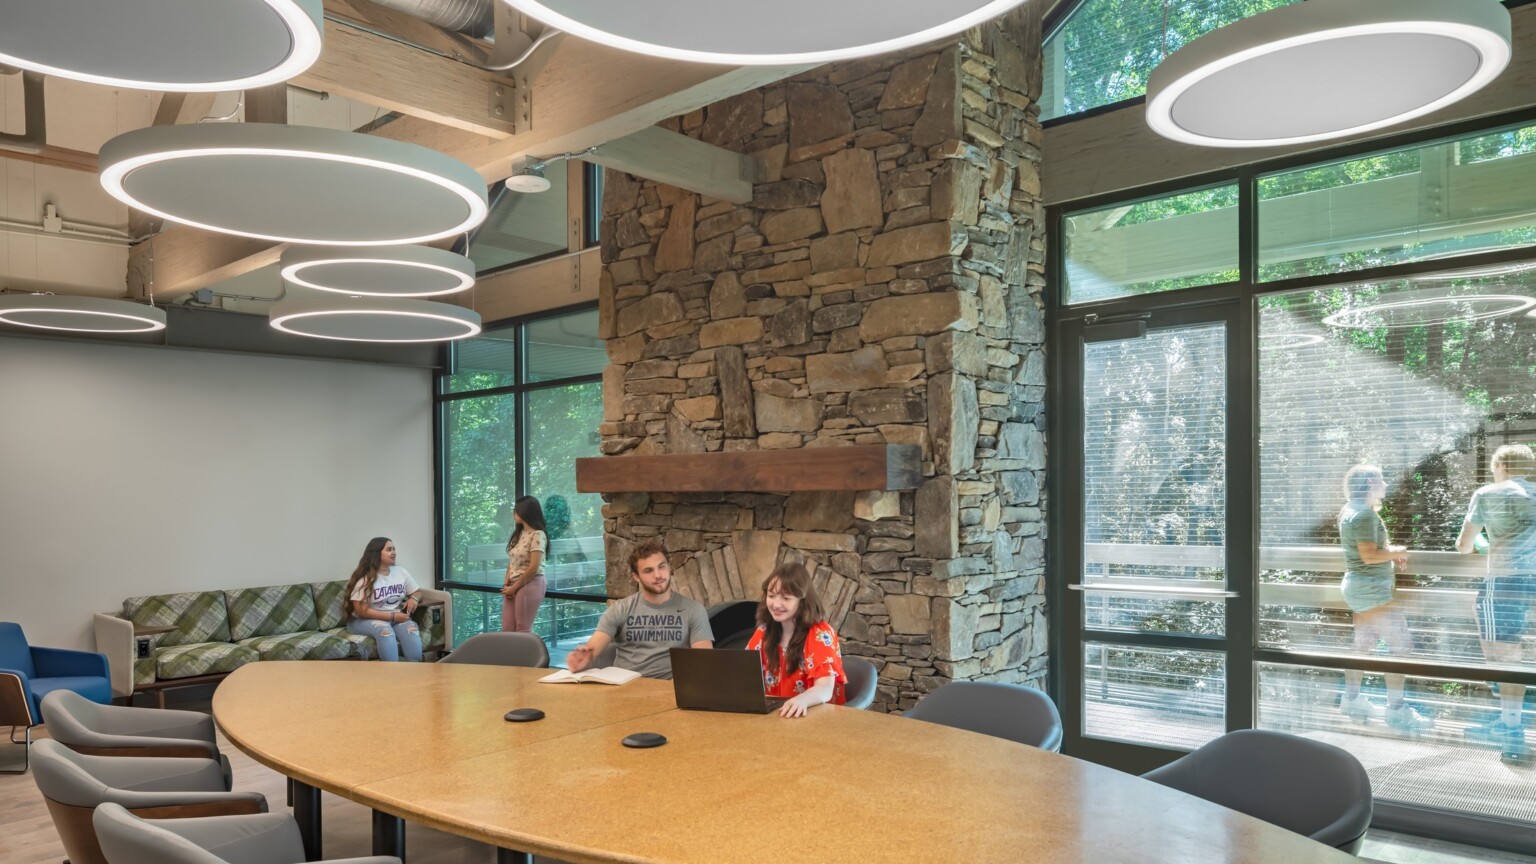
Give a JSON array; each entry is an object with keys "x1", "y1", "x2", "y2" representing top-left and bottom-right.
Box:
[
  {"x1": 291, "y1": 779, "x2": 322, "y2": 862},
  {"x1": 372, "y1": 809, "x2": 406, "y2": 863},
  {"x1": 496, "y1": 849, "x2": 532, "y2": 864}
]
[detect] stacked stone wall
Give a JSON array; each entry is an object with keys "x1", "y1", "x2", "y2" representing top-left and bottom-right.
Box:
[{"x1": 597, "y1": 10, "x2": 1047, "y2": 711}]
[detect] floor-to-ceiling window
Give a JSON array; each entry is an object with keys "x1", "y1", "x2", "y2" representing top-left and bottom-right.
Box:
[
  {"x1": 437, "y1": 305, "x2": 606, "y2": 663},
  {"x1": 1052, "y1": 117, "x2": 1536, "y2": 846}
]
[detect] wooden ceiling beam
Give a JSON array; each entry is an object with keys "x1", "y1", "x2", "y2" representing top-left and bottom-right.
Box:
[
  {"x1": 130, "y1": 45, "x2": 803, "y2": 300},
  {"x1": 588, "y1": 126, "x2": 760, "y2": 204}
]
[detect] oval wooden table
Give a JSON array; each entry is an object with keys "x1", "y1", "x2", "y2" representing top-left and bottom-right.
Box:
[{"x1": 213, "y1": 661, "x2": 1358, "y2": 864}]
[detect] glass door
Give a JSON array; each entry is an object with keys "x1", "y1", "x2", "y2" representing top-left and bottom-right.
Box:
[{"x1": 1055, "y1": 302, "x2": 1255, "y2": 772}]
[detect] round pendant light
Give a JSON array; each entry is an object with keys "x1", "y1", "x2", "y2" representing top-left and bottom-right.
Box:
[
  {"x1": 280, "y1": 246, "x2": 476, "y2": 298},
  {"x1": 100, "y1": 124, "x2": 488, "y2": 246},
  {"x1": 1146, "y1": 0, "x2": 1512, "y2": 148},
  {"x1": 1323, "y1": 292, "x2": 1535, "y2": 330},
  {"x1": 269, "y1": 296, "x2": 482, "y2": 343},
  {"x1": 499, "y1": 0, "x2": 1028, "y2": 64},
  {"x1": 0, "y1": 294, "x2": 166, "y2": 334},
  {"x1": 0, "y1": 1, "x2": 322, "y2": 92}
]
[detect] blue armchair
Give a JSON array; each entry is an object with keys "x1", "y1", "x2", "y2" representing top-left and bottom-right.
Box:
[{"x1": 0, "y1": 622, "x2": 112, "y2": 774}]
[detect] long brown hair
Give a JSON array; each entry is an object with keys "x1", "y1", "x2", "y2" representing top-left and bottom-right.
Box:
[
  {"x1": 342, "y1": 537, "x2": 391, "y2": 623},
  {"x1": 756, "y1": 563, "x2": 824, "y2": 675}
]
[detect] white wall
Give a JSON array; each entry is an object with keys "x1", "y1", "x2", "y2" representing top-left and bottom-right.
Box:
[{"x1": 0, "y1": 336, "x2": 435, "y2": 652}]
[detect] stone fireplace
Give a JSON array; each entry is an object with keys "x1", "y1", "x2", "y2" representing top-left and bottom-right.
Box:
[{"x1": 595, "y1": 8, "x2": 1047, "y2": 712}]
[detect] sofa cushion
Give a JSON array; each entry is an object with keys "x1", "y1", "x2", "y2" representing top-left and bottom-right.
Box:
[
  {"x1": 236, "y1": 631, "x2": 351, "y2": 662},
  {"x1": 124, "y1": 592, "x2": 231, "y2": 648},
  {"x1": 414, "y1": 605, "x2": 444, "y2": 652},
  {"x1": 155, "y1": 642, "x2": 258, "y2": 681},
  {"x1": 324, "y1": 627, "x2": 377, "y2": 660},
  {"x1": 226, "y1": 584, "x2": 319, "y2": 642},
  {"x1": 311, "y1": 581, "x2": 349, "y2": 631}
]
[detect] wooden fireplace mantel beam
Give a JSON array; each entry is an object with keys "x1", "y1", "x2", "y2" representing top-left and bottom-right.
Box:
[{"x1": 576, "y1": 444, "x2": 923, "y2": 494}]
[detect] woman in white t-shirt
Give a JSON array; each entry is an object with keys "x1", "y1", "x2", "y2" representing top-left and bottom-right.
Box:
[{"x1": 343, "y1": 537, "x2": 424, "y2": 662}]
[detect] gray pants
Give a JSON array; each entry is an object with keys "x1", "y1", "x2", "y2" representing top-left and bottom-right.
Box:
[{"x1": 346, "y1": 616, "x2": 422, "y2": 662}]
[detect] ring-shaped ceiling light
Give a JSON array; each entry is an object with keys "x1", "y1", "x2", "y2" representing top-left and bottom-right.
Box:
[
  {"x1": 0, "y1": 1, "x2": 322, "y2": 92},
  {"x1": 1323, "y1": 293, "x2": 1535, "y2": 330},
  {"x1": 99, "y1": 124, "x2": 488, "y2": 246},
  {"x1": 280, "y1": 246, "x2": 476, "y2": 298},
  {"x1": 500, "y1": 0, "x2": 1028, "y2": 64},
  {"x1": 1146, "y1": 0, "x2": 1511, "y2": 148},
  {"x1": 0, "y1": 295, "x2": 166, "y2": 334},
  {"x1": 269, "y1": 296, "x2": 482, "y2": 343}
]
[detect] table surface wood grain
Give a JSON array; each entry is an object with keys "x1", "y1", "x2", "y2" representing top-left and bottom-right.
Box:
[{"x1": 212, "y1": 661, "x2": 1359, "y2": 864}]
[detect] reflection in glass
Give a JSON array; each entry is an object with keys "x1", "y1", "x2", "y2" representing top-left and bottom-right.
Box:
[
  {"x1": 1258, "y1": 124, "x2": 1536, "y2": 281},
  {"x1": 526, "y1": 309, "x2": 604, "y2": 382},
  {"x1": 470, "y1": 160, "x2": 569, "y2": 273},
  {"x1": 1084, "y1": 643, "x2": 1225, "y2": 750},
  {"x1": 1064, "y1": 186, "x2": 1238, "y2": 304},
  {"x1": 1258, "y1": 663, "x2": 1533, "y2": 821},
  {"x1": 445, "y1": 394, "x2": 518, "y2": 587},
  {"x1": 1259, "y1": 263, "x2": 1536, "y2": 672},
  {"x1": 442, "y1": 325, "x2": 517, "y2": 394},
  {"x1": 1083, "y1": 322, "x2": 1227, "y2": 635}
]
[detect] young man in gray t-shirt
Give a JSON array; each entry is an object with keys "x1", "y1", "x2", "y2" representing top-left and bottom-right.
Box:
[
  {"x1": 566, "y1": 539, "x2": 713, "y2": 679},
  {"x1": 1457, "y1": 444, "x2": 1536, "y2": 760}
]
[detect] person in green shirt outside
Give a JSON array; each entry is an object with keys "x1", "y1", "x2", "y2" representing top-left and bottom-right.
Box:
[
  {"x1": 1337, "y1": 464, "x2": 1432, "y2": 732},
  {"x1": 1456, "y1": 443, "x2": 1536, "y2": 761}
]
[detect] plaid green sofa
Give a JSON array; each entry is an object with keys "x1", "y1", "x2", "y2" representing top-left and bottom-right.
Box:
[{"x1": 92, "y1": 581, "x2": 452, "y2": 701}]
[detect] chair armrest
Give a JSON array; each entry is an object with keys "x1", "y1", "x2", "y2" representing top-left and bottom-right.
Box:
[
  {"x1": 88, "y1": 752, "x2": 229, "y2": 794},
  {"x1": 0, "y1": 670, "x2": 37, "y2": 727},
  {"x1": 416, "y1": 588, "x2": 453, "y2": 652},
  {"x1": 325, "y1": 858, "x2": 404, "y2": 864},
  {"x1": 94, "y1": 613, "x2": 138, "y2": 698},
  {"x1": 122, "y1": 792, "x2": 269, "y2": 817},
  {"x1": 32, "y1": 645, "x2": 111, "y2": 680},
  {"x1": 145, "y1": 811, "x2": 304, "y2": 861}
]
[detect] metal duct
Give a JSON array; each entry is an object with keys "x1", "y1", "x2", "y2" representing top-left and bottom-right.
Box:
[{"x1": 368, "y1": 0, "x2": 493, "y2": 37}]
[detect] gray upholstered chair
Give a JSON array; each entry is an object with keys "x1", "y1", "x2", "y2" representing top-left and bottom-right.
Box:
[
  {"x1": 30, "y1": 739, "x2": 266, "y2": 864},
  {"x1": 842, "y1": 656, "x2": 877, "y2": 710},
  {"x1": 93, "y1": 802, "x2": 399, "y2": 864},
  {"x1": 903, "y1": 681, "x2": 1064, "y2": 751},
  {"x1": 41, "y1": 689, "x2": 232, "y2": 789},
  {"x1": 1141, "y1": 729, "x2": 1372, "y2": 854},
  {"x1": 438, "y1": 632, "x2": 550, "y2": 668}
]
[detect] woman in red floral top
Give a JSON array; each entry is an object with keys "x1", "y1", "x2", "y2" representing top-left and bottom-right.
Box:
[{"x1": 745, "y1": 562, "x2": 846, "y2": 718}]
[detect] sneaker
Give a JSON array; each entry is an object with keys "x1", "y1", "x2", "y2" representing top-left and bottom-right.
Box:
[
  {"x1": 1466, "y1": 719, "x2": 1529, "y2": 760},
  {"x1": 1340, "y1": 694, "x2": 1375, "y2": 723},
  {"x1": 1386, "y1": 703, "x2": 1433, "y2": 732}
]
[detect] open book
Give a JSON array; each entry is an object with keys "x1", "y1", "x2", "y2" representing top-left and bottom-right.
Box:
[{"x1": 539, "y1": 666, "x2": 641, "y2": 686}]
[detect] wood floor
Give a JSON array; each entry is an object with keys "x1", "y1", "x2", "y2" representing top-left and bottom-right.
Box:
[{"x1": 2, "y1": 683, "x2": 1533, "y2": 864}]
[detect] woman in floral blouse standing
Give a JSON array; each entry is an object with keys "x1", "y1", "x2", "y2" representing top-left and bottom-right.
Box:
[{"x1": 500, "y1": 496, "x2": 547, "y2": 633}]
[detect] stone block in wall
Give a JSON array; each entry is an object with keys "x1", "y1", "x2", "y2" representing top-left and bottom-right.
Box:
[
  {"x1": 859, "y1": 291, "x2": 976, "y2": 343},
  {"x1": 674, "y1": 395, "x2": 721, "y2": 422},
  {"x1": 783, "y1": 530, "x2": 857, "y2": 553},
  {"x1": 930, "y1": 373, "x2": 979, "y2": 475},
  {"x1": 931, "y1": 159, "x2": 983, "y2": 224},
  {"x1": 932, "y1": 597, "x2": 981, "y2": 662},
  {"x1": 700, "y1": 89, "x2": 765, "y2": 149},
  {"x1": 732, "y1": 530, "x2": 783, "y2": 594},
  {"x1": 924, "y1": 330, "x2": 987, "y2": 377},
  {"x1": 716, "y1": 346, "x2": 756, "y2": 438},
  {"x1": 810, "y1": 232, "x2": 859, "y2": 273},
  {"x1": 806, "y1": 346, "x2": 887, "y2": 393},
  {"x1": 915, "y1": 476, "x2": 957, "y2": 559},
  {"x1": 865, "y1": 222, "x2": 968, "y2": 269},
  {"x1": 784, "y1": 490, "x2": 856, "y2": 532},
  {"x1": 911, "y1": 47, "x2": 960, "y2": 148},
  {"x1": 854, "y1": 490, "x2": 901, "y2": 521},
  {"x1": 754, "y1": 179, "x2": 821, "y2": 211},
  {"x1": 787, "y1": 82, "x2": 854, "y2": 162},
  {"x1": 768, "y1": 300, "x2": 812, "y2": 348},
  {"x1": 760, "y1": 207, "x2": 824, "y2": 245},
  {"x1": 997, "y1": 422, "x2": 1045, "y2": 468},
  {"x1": 754, "y1": 393, "x2": 823, "y2": 433},
  {"x1": 602, "y1": 365, "x2": 626, "y2": 422},
  {"x1": 820, "y1": 148, "x2": 883, "y2": 234},
  {"x1": 616, "y1": 292, "x2": 684, "y2": 337},
  {"x1": 708, "y1": 272, "x2": 746, "y2": 320},
  {"x1": 700, "y1": 316, "x2": 764, "y2": 348},
  {"x1": 886, "y1": 594, "x2": 931, "y2": 635},
  {"x1": 654, "y1": 195, "x2": 697, "y2": 273},
  {"x1": 849, "y1": 388, "x2": 926, "y2": 426},
  {"x1": 879, "y1": 54, "x2": 939, "y2": 111}
]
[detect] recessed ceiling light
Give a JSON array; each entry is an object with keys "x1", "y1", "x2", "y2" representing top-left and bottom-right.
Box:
[
  {"x1": 99, "y1": 124, "x2": 488, "y2": 246},
  {"x1": 1323, "y1": 293, "x2": 1535, "y2": 329},
  {"x1": 499, "y1": 0, "x2": 1028, "y2": 64},
  {"x1": 280, "y1": 246, "x2": 476, "y2": 298},
  {"x1": 0, "y1": 295, "x2": 166, "y2": 334},
  {"x1": 1147, "y1": 0, "x2": 1511, "y2": 148},
  {"x1": 0, "y1": 1, "x2": 322, "y2": 92},
  {"x1": 269, "y1": 296, "x2": 482, "y2": 343}
]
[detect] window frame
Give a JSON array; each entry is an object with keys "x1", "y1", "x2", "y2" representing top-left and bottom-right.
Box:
[{"x1": 433, "y1": 301, "x2": 608, "y2": 608}]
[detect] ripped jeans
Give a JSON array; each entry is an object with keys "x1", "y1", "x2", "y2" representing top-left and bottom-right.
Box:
[{"x1": 346, "y1": 615, "x2": 423, "y2": 662}]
